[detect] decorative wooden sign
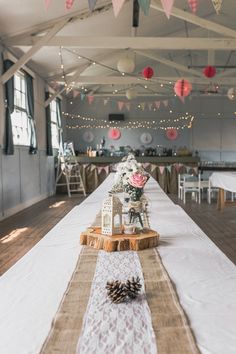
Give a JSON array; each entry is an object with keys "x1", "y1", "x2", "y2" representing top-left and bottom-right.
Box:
[{"x1": 80, "y1": 227, "x2": 159, "y2": 252}]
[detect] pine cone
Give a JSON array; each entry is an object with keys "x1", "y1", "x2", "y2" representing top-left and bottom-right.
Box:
[
  {"x1": 125, "y1": 276, "x2": 142, "y2": 299},
  {"x1": 106, "y1": 280, "x2": 127, "y2": 303}
]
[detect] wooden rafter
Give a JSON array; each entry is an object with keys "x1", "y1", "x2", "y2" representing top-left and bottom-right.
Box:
[
  {"x1": 7, "y1": 36, "x2": 236, "y2": 50},
  {"x1": 151, "y1": 0, "x2": 236, "y2": 38},
  {"x1": 0, "y1": 19, "x2": 69, "y2": 84},
  {"x1": 135, "y1": 50, "x2": 202, "y2": 77}
]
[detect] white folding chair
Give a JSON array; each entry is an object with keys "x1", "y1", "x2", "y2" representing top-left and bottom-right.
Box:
[{"x1": 178, "y1": 174, "x2": 201, "y2": 204}]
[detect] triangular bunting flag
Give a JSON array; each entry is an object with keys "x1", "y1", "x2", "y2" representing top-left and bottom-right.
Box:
[
  {"x1": 88, "y1": 0, "x2": 97, "y2": 11},
  {"x1": 193, "y1": 167, "x2": 198, "y2": 175},
  {"x1": 166, "y1": 165, "x2": 172, "y2": 173},
  {"x1": 158, "y1": 166, "x2": 165, "y2": 175},
  {"x1": 174, "y1": 163, "x2": 183, "y2": 173},
  {"x1": 112, "y1": 0, "x2": 126, "y2": 17},
  {"x1": 140, "y1": 102, "x2": 146, "y2": 111},
  {"x1": 44, "y1": 0, "x2": 52, "y2": 10},
  {"x1": 188, "y1": 0, "x2": 198, "y2": 14},
  {"x1": 163, "y1": 99, "x2": 168, "y2": 107},
  {"x1": 179, "y1": 96, "x2": 185, "y2": 103},
  {"x1": 138, "y1": 0, "x2": 151, "y2": 16},
  {"x1": 80, "y1": 93, "x2": 85, "y2": 101},
  {"x1": 143, "y1": 163, "x2": 151, "y2": 169},
  {"x1": 155, "y1": 101, "x2": 161, "y2": 109},
  {"x1": 125, "y1": 102, "x2": 131, "y2": 111},
  {"x1": 161, "y1": 0, "x2": 175, "y2": 19},
  {"x1": 65, "y1": 0, "x2": 74, "y2": 10},
  {"x1": 186, "y1": 166, "x2": 191, "y2": 173},
  {"x1": 211, "y1": 0, "x2": 222, "y2": 14},
  {"x1": 88, "y1": 95, "x2": 94, "y2": 104},
  {"x1": 151, "y1": 164, "x2": 157, "y2": 172},
  {"x1": 73, "y1": 90, "x2": 80, "y2": 98},
  {"x1": 118, "y1": 101, "x2": 125, "y2": 111},
  {"x1": 104, "y1": 99, "x2": 108, "y2": 106},
  {"x1": 148, "y1": 102, "x2": 152, "y2": 111}
]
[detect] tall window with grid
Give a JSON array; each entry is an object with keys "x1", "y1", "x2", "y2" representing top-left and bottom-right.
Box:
[
  {"x1": 50, "y1": 99, "x2": 60, "y2": 149},
  {"x1": 11, "y1": 71, "x2": 30, "y2": 146}
]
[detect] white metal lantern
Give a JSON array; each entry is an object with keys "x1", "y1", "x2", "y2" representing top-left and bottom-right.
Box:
[
  {"x1": 227, "y1": 87, "x2": 236, "y2": 100},
  {"x1": 126, "y1": 88, "x2": 137, "y2": 100},
  {"x1": 101, "y1": 194, "x2": 123, "y2": 236},
  {"x1": 117, "y1": 57, "x2": 135, "y2": 74}
]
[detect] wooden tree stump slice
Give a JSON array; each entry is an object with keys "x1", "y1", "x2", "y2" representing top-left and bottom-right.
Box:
[{"x1": 80, "y1": 227, "x2": 159, "y2": 252}]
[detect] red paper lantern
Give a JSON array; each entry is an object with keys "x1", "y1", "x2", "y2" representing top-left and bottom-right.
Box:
[
  {"x1": 142, "y1": 66, "x2": 154, "y2": 79},
  {"x1": 166, "y1": 128, "x2": 178, "y2": 141},
  {"x1": 108, "y1": 128, "x2": 121, "y2": 140},
  {"x1": 174, "y1": 79, "x2": 192, "y2": 98},
  {"x1": 203, "y1": 66, "x2": 216, "y2": 78}
]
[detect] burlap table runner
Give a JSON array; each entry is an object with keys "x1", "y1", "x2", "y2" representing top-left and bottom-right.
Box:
[{"x1": 40, "y1": 218, "x2": 200, "y2": 354}]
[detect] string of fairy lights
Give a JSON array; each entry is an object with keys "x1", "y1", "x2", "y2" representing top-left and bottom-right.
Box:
[{"x1": 64, "y1": 112, "x2": 195, "y2": 131}]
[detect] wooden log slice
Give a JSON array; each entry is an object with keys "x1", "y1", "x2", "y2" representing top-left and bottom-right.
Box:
[{"x1": 80, "y1": 227, "x2": 159, "y2": 252}]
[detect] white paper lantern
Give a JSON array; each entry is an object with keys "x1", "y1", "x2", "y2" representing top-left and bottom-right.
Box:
[
  {"x1": 126, "y1": 88, "x2": 137, "y2": 100},
  {"x1": 117, "y1": 57, "x2": 135, "y2": 73},
  {"x1": 227, "y1": 87, "x2": 236, "y2": 100}
]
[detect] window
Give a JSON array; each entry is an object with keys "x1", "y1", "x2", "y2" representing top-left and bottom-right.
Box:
[
  {"x1": 50, "y1": 99, "x2": 60, "y2": 149},
  {"x1": 11, "y1": 71, "x2": 30, "y2": 146}
]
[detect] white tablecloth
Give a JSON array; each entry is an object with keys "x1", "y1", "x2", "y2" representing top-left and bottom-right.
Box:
[
  {"x1": 210, "y1": 171, "x2": 236, "y2": 193},
  {"x1": 0, "y1": 174, "x2": 236, "y2": 354}
]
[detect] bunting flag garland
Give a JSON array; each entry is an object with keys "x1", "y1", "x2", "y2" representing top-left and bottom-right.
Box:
[
  {"x1": 166, "y1": 165, "x2": 172, "y2": 173},
  {"x1": 73, "y1": 90, "x2": 80, "y2": 98},
  {"x1": 188, "y1": 0, "x2": 198, "y2": 14},
  {"x1": 88, "y1": 0, "x2": 97, "y2": 11},
  {"x1": 161, "y1": 0, "x2": 175, "y2": 19},
  {"x1": 125, "y1": 102, "x2": 131, "y2": 111},
  {"x1": 80, "y1": 93, "x2": 85, "y2": 101},
  {"x1": 88, "y1": 95, "x2": 94, "y2": 104},
  {"x1": 158, "y1": 166, "x2": 165, "y2": 175},
  {"x1": 211, "y1": 0, "x2": 222, "y2": 14},
  {"x1": 65, "y1": 0, "x2": 74, "y2": 9},
  {"x1": 155, "y1": 101, "x2": 161, "y2": 109},
  {"x1": 118, "y1": 101, "x2": 125, "y2": 111},
  {"x1": 138, "y1": 0, "x2": 151, "y2": 16},
  {"x1": 140, "y1": 102, "x2": 146, "y2": 111},
  {"x1": 148, "y1": 102, "x2": 153, "y2": 111},
  {"x1": 112, "y1": 0, "x2": 126, "y2": 17}
]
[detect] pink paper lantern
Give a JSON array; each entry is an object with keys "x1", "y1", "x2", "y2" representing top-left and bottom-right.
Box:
[
  {"x1": 203, "y1": 65, "x2": 216, "y2": 78},
  {"x1": 142, "y1": 66, "x2": 154, "y2": 79},
  {"x1": 108, "y1": 128, "x2": 121, "y2": 140},
  {"x1": 174, "y1": 79, "x2": 192, "y2": 98},
  {"x1": 166, "y1": 128, "x2": 178, "y2": 141}
]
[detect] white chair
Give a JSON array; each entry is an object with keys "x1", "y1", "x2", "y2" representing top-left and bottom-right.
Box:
[{"x1": 178, "y1": 174, "x2": 201, "y2": 204}]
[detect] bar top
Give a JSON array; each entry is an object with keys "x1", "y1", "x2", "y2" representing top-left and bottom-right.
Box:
[{"x1": 76, "y1": 155, "x2": 200, "y2": 164}]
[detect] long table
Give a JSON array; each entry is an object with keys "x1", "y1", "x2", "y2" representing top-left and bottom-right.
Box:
[
  {"x1": 210, "y1": 172, "x2": 236, "y2": 210},
  {"x1": 1, "y1": 175, "x2": 236, "y2": 353}
]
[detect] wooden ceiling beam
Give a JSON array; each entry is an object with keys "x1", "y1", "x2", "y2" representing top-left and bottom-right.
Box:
[
  {"x1": 8, "y1": 36, "x2": 236, "y2": 50},
  {"x1": 0, "y1": 19, "x2": 69, "y2": 84},
  {"x1": 135, "y1": 50, "x2": 202, "y2": 77},
  {"x1": 151, "y1": 0, "x2": 236, "y2": 38}
]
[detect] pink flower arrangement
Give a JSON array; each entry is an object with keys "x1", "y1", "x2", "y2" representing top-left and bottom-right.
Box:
[{"x1": 129, "y1": 172, "x2": 148, "y2": 189}]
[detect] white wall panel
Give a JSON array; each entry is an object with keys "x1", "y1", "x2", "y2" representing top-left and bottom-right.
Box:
[{"x1": 20, "y1": 148, "x2": 40, "y2": 202}]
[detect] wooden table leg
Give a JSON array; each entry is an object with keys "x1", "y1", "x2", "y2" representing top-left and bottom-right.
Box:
[{"x1": 217, "y1": 188, "x2": 225, "y2": 211}]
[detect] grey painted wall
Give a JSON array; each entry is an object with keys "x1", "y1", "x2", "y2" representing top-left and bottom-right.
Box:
[
  {"x1": 0, "y1": 51, "x2": 57, "y2": 220},
  {"x1": 65, "y1": 95, "x2": 236, "y2": 162}
]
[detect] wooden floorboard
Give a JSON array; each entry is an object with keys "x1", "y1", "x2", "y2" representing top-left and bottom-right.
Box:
[
  {"x1": 0, "y1": 194, "x2": 85, "y2": 275},
  {"x1": 0, "y1": 192, "x2": 236, "y2": 275}
]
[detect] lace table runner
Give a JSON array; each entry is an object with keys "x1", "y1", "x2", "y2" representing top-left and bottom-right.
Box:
[{"x1": 77, "y1": 251, "x2": 157, "y2": 354}]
